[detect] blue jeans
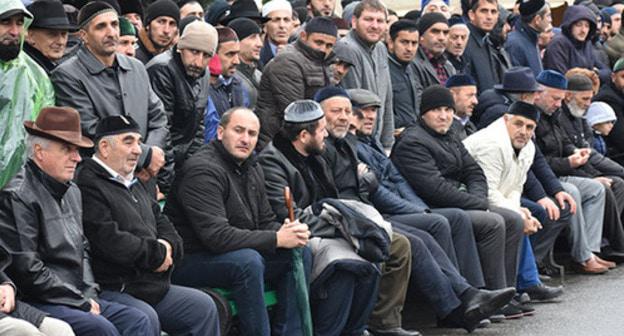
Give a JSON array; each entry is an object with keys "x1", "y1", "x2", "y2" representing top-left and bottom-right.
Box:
[
  {"x1": 33, "y1": 299, "x2": 152, "y2": 336},
  {"x1": 172, "y1": 248, "x2": 311, "y2": 336},
  {"x1": 516, "y1": 236, "x2": 541, "y2": 291},
  {"x1": 100, "y1": 285, "x2": 220, "y2": 336}
]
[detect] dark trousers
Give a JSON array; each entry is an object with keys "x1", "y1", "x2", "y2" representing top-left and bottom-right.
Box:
[
  {"x1": 602, "y1": 176, "x2": 624, "y2": 252},
  {"x1": 172, "y1": 248, "x2": 311, "y2": 336},
  {"x1": 100, "y1": 285, "x2": 220, "y2": 336},
  {"x1": 522, "y1": 197, "x2": 570, "y2": 262},
  {"x1": 392, "y1": 225, "x2": 470, "y2": 319},
  {"x1": 465, "y1": 210, "x2": 507, "y2": 289},
  {"x1": 33, "y1": 299, "x2": 152, "y2": 336},
  {"x1": 311, "y1": 268, "x2": 379, "y2": 336},
  {"x1": 490, "y1": 206, "x2": 524, "y2": 288},
  {"x1": 368, "y1": 233, "x2": 411, "y2": 330}
]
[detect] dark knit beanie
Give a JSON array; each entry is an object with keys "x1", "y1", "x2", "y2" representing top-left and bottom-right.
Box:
[
  {"x1": 420, "y1": 85, "x2": 455, "y2": 114},
  {"x1": 508, "y1": 101, "x2": 540, "y2": 122},
  {"x1": 305, "y1": 16, "x2": 337, "y2": 37},
  {"x1": 120, "y1": 0, "x2": 143, "y2": 16},
  {"x1": 145, "y1": 0, "x2": 180, "y2": 26},
  {"x1": 519, "y1": 0, "x2": 545, "y2": 17},
  {"x1": 204, "y1": 0, "x2": 230, "y2": 25},
  {"x1": 228, "y1": 18, "x2": 261, "y2": 41},
  {"x1": 417, "y1": 12, "x2": 448, "y2": 35},
  {"x1": 78, "y1": 1, "x2": 116, "y2": 29}
]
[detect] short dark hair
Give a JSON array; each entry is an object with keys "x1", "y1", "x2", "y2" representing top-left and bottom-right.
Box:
[
  {"x1": 469, "y1": 0, "x2": 498, "y2": 12},
  {"x1": 280, "y1": 120, "x2": 321, "y2": 141},
  {"x1": 353, "y1": 0, "x2": 386, "y2": 19},
  {"x1": 389, "y1": 19, "x2": 419, "y2": 41},
  {"x1": 219, "y1": 107, "x2": 255, "y2": 128}
]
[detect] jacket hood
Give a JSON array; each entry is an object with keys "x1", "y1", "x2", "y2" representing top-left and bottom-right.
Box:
[
  {"x1": 1, "y1": 0, "x2": 33, "y2": 59},
  {"x1": 561, "y1": 5, "x2": 597, "y2": 43}
]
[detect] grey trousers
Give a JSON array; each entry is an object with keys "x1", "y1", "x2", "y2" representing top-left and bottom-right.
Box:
[
  {"x1": 466, "y1": 206, "x2": 524, "y2": 289},
  {"x1": 560, "y1": 176, "x2": 606, "y2": 262},
  {"x1": 0, "y1": 316, "x2": 74, "y2": 336}
]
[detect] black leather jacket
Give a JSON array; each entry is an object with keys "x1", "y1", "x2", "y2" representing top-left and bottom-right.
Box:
[{"x1": 0, "y1": 161, "x2": 98, "y2": 311}]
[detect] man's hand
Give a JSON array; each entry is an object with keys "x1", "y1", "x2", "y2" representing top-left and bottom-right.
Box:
[
  {"x1": 554, "y1": 191, "x2": 577, "y2": 214},
  {"x1": 577, "y1": 148, "x2": 592, "y2": 157},
  {"x1": 147, "y1": 146, "x2": 165, "y2": 177},
  {"x1": 276, "y1": 219, "x2": 310, "y2": 249},
  {"x1": 520, "y1": 207, "x2": 542, "y2": 235},
  {"x1": 568, "y1": 151, "x2": 588, "y2": 168},
  {"x1": 154, "y1": 239, "x2": 173, "y2": 273},
  {"x1": 89, "y1": 299, "x2": 101, "y2": 315},
  {"x1": 537, "y1": 197, "x2": 560, "y2": 221},
  {"x1": 594, "y1": 176, "x2": 613, "y2": 188},
  {"x1": 357, "y1": 163, "x2": 370, "y2": 177},
  {"x1": 0, "y1": 284, "x2": 15, "y2": 313}
]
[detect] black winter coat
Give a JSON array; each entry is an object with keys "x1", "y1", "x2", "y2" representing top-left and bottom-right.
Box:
[
  {"x1": 165, "y1": 141, "x2": 281, "y2": 254},
  {"x1": 390, "y1": 120, "x2": 489, "y2": 210},
  {"x1": 594, "y1": 81, "x2": 624, "y2": 165},
  {"x1": 0, "y1": 161, "x2": 98, "y2": 311},
  {"x1": 76, "y1": 158, "x2": 183, "y2": 305},
  {"x1": 147, "y1": 50, "x2": 209, "y2": 167}
]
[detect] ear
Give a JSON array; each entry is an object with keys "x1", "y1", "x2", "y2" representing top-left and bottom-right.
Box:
[
  {"x1": 217, "y1": 126, "x2": 225, "y2": 140},
  {"x1": 351, "y1": 15, "x2": 357, "y2": 28},
  {"x1": 33, "y1": 143, "x2": 45, "y2": 161},
  {"x1": 467, "y1": 9, "x2": 476, "y2": 23},
  {"x1": 79, "y1": 28, "x2": 88, "y2": 43},
  {"x1": 300, "y1": 30, "x2": 307, "y2": 40}
]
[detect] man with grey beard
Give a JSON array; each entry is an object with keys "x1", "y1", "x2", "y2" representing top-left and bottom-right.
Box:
[{"x1": 147, "y1": 21, "x2": 218, "y2": 170}]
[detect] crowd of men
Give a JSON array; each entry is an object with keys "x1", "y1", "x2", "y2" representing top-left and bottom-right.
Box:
[{"x1": 3, "y1": 0, "x2": 624, "y2": 334}]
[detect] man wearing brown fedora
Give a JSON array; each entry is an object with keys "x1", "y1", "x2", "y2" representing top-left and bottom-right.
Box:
[
  {"x1": 0, "y1": 0, "x2": 55, "y2": 190},
  {"x1": 24, "y1": 0, "x2": 77, "y2": 74},
  {"x1": 0, "y1": 107, "x2": 155, "y2": 336}
]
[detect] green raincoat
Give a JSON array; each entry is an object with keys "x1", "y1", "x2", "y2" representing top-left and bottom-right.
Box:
[{"x1": 0, "y1": 0, "x2": 55, "y2": 189}]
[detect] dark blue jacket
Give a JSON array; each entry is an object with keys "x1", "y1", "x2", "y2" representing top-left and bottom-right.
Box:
[
  {"x1": 355, "y1": 135, "x2": 429, "y2": 215},
  {"x1": 473, "y1": 88, "x2": 512, "y2": 129},
  {"x1": 543, "y1": 5, "x2": 610, "y2": 82},
  {"x1": 523, "y1": 147, "x2": 565, "y2": 201},
  {"x1": 505, "y1": 20, "x2": 542, "y2": 76}
]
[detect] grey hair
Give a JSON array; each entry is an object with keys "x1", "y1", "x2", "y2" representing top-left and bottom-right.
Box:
[
  {"x1": 94, "y1": 134, "x2": 118, "y2": 154},
  {"x1": 26, "y1": 135, "x2": 52, "y2": 159},
  {"x1": 506, "y1": 92, "x2": 523, "y2": 102}
]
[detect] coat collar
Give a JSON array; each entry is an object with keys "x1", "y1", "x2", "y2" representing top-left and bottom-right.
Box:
[
  {"x1": 27, "y1": 160, "x2": 70, "y2": 202},
  {"x1": 517, "y1": 20, "x2": 539, "y2": 44},
  {"x1": 23, "y1": 42, "x2": 56, "y2": 73},
  {"x1": 294, "y1": 38, "x2": 335, "y2": 63},
  {"x1": 467, "y1": 22, "x2": 488, "y2": 47},
  {"x1": 77, "y1": 45, "x2": 131, "y2": 75},
  {"x1": 212, "y1": 140, "x2": 257, "y2": 174}
]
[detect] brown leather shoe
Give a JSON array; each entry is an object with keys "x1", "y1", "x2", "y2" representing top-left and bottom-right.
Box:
[
  {"x1": 594, "y1": 255, "x2": 616, "y2": 269},
  {"x1": 572, "y1": 258, "x2": 609, "y2": 274}
]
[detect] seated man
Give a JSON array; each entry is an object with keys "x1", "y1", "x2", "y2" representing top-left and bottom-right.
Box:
[
  {"x1": 164, "y1": 108, "x2": 312, "y2": 336},
  {"x1": 0, "y1": 244, "x2": 73, "y2": 336},
  {"x1": 76, "y1": 116, "x2": 221, "y2": 336},
  {"x1": 348, "y1": 88, "x2": 484, "y2": 288},
  {"x1": 0, "y1": 107, "x2": 152, "y2": 336},
  {"x1": 259, "y1": 99, "x2": 516, "y2": 334},
  {"x1": 463, "y1": 102, "x2": 565, "y2": 302}
]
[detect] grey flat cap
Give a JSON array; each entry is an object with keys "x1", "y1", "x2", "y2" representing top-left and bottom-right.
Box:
[
  {"x1": 348, "y1": 89, "x2": 381, "y2": 109},
  {"x1": 284, "y1": 100, "x2": 324, "y2": 123}
]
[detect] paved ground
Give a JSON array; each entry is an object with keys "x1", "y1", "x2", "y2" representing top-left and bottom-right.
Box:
[{"x1": 402, "y1": 266, "x2": 624, "y2": 336}]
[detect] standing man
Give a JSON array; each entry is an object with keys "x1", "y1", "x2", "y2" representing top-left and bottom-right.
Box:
[
  {"x1": 77, "y1": 116, "x2": 221, "y2": 336},
  {"x1": 335, "y1": 0, "x2": 394, "y2": 151},
  {"x1": 147, "y1": 21, "x2": 218, "y2": 170},
  {"x1": 259, "y1": 0, "x2": 294, "y2": 68},
  {"x1": 24, "y1": 0, "x2": 76, "y2": 75},
  {"x1": 165, "y1": 108, "x2": 312, "y2": 336},
  {"x1": 414, "y1": 13, "x2": 455, "y2": 88},
  {"x1": 505, "y1": 0, "x2": 551, "y2": 76},
  {"x1": 51, "y1": 2, "x2": 170, "y2": 191},
  {"x1": 135, "y1": 0, "x2": 179, "y2": 64},
  {"x1": 0, "y1": 0, "x2": 55, "y2": 189},
  {"x1": 0, "y1": 107, "x2": 153, "y2": 336},
  {"x1": 229, "y1": 18, "x2": 264, "y2": 109},
  {"x1": 387, "y1": 19, "x2": 421, "y2": 130},
  {"x1": 256, "y1": 17, "x2": 337, "y2": 149},
  {"x1": 463, "y1": 0, "x2": 502, "y2": 93}
]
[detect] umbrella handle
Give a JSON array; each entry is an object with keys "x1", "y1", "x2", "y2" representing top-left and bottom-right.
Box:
[{"x1": 284, "y1": 186, "x2": 295, "y2": 222}]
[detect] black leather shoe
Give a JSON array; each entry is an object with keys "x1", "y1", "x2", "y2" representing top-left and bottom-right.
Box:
[
  {"x1": 599, "y1": 249, "x2": 624, "y2": 264},
  {"x1": 369, "y1": 327, "x2": 421, "y2": 336},
  {"x1": 462, "y1": 287, "x2": 516, "y2": 332},
  {"x1": 522, "y1": 283, "x2": 564, "y2": 302}
]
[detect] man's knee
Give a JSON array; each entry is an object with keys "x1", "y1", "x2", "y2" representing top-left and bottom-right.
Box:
[
  {"x1": 228, "y1": 248, "x2": 266, "y2": 279},
  {"x1": 0, "y1": 316, "x2": 43, "y2": 336},
  {"x1": 39, "y1": 317, "x2": 75, "y2": 336},
  {"x1": 390, "y1": 233, "x2": 412, "y2": 266}
]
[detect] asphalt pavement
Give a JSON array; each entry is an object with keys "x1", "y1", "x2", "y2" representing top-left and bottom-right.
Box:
[{"x1": 402, "y1": 266, "x2": 624, "y2": 336}]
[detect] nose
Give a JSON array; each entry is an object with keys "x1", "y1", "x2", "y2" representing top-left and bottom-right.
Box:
[
  {"x1": 70, "y1": 149, "x2": 82, "y2": 163},
  {"x1": 233, "y1": 54, "x2": 240, "y2": 65},
  {"x1": 8, "y1": 22, "x2": 20, "y2": 37}
]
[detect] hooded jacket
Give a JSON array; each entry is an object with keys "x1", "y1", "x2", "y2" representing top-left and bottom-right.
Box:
[
  {"x1": 543, "y1": 6, "x2": 609, "y2": 80},
  {"x1": 505, "y1": 19, "x2": 543, "y2": 76},
  {"x1": 594, "y1": 80, "x2": 624, "y2": 165},
  {"x1": 0, "y1": 0, "x2": 55, "y2": 189}
]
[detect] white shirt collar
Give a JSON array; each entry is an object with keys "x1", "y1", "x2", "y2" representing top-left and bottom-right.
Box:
[{"x1": 92, "y1": 155, "x2": 135, "y2": 188}]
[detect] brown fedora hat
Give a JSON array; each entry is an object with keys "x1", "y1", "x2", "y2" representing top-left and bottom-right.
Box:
[{"x1": 24, "y1": 107, "x2": 94, "y2": 148}]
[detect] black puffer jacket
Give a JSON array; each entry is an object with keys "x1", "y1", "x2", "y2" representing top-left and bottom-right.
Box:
[
  {"x1": 0, "y1": 161, "x2": 98, "y2": 311},
  {"x1": 77, "y1": 158, "x2": 183, "y2": 305},
  {"x1": 255, "y1": 39, "x2": 334, "y2": 149},
  {"x1": 165, "y1": 141, "x2": 281, "y2": 255},
  {"x1": 147, "y1": 49, "x2": 209, "y2": 167},
  {"x1": 390, "y1": 120, "x2": 489, "y2": 210}
]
